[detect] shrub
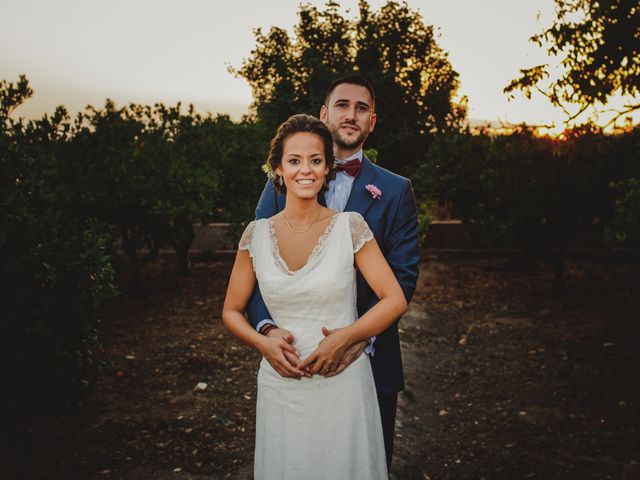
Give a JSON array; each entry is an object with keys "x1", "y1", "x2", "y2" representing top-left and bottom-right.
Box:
[{"x1": 1, "y1": 78, "x2": 115, "y2": 410}]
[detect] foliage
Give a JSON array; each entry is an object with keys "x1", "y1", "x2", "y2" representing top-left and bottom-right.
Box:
[
  {"x1": 232, "y1": 0, "x2": 466, "y2": 174},
  {"x1": 606, "y1": 126, "x2": 640, "y2": 248},
  {"x1": 415, "y1": 125, "x2": 638, "y2": 295},
  {"x1": 505, "y1": 0, "x2": 640, "y2": 126},
  {"x1": 0, "y1": 78, "x2": 116, "y2": 409},
  {"x1": 608, "y1": 177, "x2": 640, "y2": 248},
  {"x1": 189, "y1": 115, "x2": 270, "y2": 225},
  {"x1": 0, "y1": 74, "x2": 33, "y2": 118},
  {"x1": 363, "y1": 147, "x2": 378, "y2": 163},
  {"x1": 63, "y1": 101, "x2": 222, "y2": 286},
  {"x1": 0, "y1": 74, "x2": 271, "y2": 408},
  {"x1": 416, "y1": 200, "x2": 432, "y2": 246}
]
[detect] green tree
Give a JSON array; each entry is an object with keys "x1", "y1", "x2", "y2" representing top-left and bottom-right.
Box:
[
  {"x1": 608, "y1": 178, "x2": 640, "y2": 249},
  {"x1": 505, "y1": 0, "x2": 640, "y2": 126},
  {"x1": 232, "y1": 0, "x2": 465, "y2": 174},
  {"x1": 1, "y1": 77, "x2": 115, "y2": 410},
  {"x1": 185, "y1": 115, "x2": 269, "y2": 226},
  {"x1": 418, "y1": 126, "x2": 620, "y2": 297},
  {"x1": 65, "y1": 101, "x2": 219, "y2": 289},
  {"x1": 606, "y1": 126, "x2": 640, "y2": 249}
]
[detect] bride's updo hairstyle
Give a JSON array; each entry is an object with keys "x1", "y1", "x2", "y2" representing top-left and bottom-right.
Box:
[{"x1": 267, "y1": 113, "x2": 335, "y2": 195}]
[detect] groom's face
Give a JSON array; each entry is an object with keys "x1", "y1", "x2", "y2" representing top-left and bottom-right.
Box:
[{"x1": 320, "y1": 83, "x2": 376, "y2": 156}]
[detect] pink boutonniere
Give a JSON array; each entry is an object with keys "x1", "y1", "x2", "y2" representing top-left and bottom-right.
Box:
[{"x1": 365, "y1": 184, "x2": 382, "y2": 200}]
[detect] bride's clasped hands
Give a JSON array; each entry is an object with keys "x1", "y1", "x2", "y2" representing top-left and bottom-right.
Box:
[{"x1": 260, "y1": 324, "x2": 368, "y2": 379}]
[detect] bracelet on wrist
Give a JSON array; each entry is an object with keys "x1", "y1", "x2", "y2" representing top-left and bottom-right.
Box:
[{"x1": 261, "y1": 324, "x2": 276, "y2": 336}]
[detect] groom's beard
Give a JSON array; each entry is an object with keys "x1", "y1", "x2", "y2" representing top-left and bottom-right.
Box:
[{"x1": 328, "y1": 121, "x2": 368, "y2": 151}]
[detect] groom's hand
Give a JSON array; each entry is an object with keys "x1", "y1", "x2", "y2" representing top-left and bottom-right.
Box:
[
  {"x1": 321, "y1": 327, "x2": 367, "y2": 378},
  {"x1": 263, "y1": 328, "x2": 309, "y2": 378}
]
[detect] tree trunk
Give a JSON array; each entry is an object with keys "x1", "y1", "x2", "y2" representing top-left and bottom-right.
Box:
[
  {"x1": 131, "y1": 262, "x2": 143, "y2": 292},
  {"x1": 172, "y1": 222, "x2": 195, "y2": 276},
  {"x1": 551, "y1": 247, "x2": 567, "y2": 300},
  {"x1": 121, "y1": 227, "x2": 159, "y2": 293}
]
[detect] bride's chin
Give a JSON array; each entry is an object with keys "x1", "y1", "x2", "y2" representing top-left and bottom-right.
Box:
[
  {"x1": 294, "y1": 191, "x2": 321, "y2": 199},
  {"x1": 288, "y1": 185, "x2": 322, "y2": 198}
]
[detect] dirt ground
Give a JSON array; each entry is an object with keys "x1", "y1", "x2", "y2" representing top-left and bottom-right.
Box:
[{"x1": 2, "y1": 254, "x2": 639, "y2": 479}]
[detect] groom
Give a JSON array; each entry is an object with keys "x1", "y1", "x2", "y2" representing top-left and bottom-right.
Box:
[{"x1": 247, "y1": 74, "x2": 420, "y2": 469}]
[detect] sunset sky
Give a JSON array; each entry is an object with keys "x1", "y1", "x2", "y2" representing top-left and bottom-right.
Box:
[{"x1": 1, "y1": 0, "x2": 623, "y2": 129}]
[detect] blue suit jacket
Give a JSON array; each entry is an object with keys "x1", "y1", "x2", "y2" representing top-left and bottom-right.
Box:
[{"x1": 247, "y1": 156, "x2": 420, "y2": 394}]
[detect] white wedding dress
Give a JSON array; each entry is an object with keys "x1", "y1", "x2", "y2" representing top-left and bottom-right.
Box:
[{"x1": 239, "y1": 211, "x2": 388, "y2": 480}]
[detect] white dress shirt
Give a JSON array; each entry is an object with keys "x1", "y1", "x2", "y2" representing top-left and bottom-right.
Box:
[{"x1": 325, "y1": 150, "x2": 362, "y2": 211}]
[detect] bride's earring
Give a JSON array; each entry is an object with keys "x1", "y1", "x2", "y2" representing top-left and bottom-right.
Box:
[{"x1": 278, "y1": 175, "x2": 284, "y2": 188}]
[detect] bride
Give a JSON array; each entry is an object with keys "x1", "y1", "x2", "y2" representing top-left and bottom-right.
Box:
[{"x1": 222, "y1": 114, "x2": 406, "y2": 479}]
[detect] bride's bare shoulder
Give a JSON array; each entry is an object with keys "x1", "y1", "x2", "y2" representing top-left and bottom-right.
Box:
[{"x1": 322, "y1": 207, "x2": 339, "y2": 221}]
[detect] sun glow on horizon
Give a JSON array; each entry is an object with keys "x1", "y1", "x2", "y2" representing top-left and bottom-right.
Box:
[{"x1": 1, "y1": 0, "x2": 636, "y2": 131}]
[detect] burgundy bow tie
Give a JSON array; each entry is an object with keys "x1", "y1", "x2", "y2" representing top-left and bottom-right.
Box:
[{"x1": 336, "y1": 158, "x2": 361, "y2": 177}]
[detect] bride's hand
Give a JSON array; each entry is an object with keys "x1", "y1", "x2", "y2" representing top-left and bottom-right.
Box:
[
  {"x1": 259, "y1": 329, "x2": 305, "y2": 379},
  {"x1": 322, "y1": 328, "x2": 367, "y2": 378},
  {"x1": 298, "y1": 327, "x2": 353, "y2": 376}
]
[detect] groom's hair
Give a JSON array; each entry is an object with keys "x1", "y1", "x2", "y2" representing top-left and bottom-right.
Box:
[
  {"x1": 267, "y1": 114, "x2": 335, "y2": 195},
  {"x1": 325, "y1": 74, "x2": 375, "y2": 108}
]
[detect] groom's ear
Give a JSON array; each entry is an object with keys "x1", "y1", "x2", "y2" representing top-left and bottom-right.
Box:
[
  {"x1": 368, "y1": 112, "x2": 377, "y2": 133},
  {"x1": 319, "y1": 105, "x2": 328, "y2": 123}
]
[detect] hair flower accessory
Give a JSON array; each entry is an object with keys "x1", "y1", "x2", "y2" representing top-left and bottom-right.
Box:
[
  {"x1": 261, "y1": 162, "x2": 275, "y2": 178},
  {"x1": 365, "y1": 184, "x2": 382, "y2": 200}
]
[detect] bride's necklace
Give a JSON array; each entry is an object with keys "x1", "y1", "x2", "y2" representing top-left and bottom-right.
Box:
[{"x1": 281, "y1": 209, "x2": 322, "y2": 234}]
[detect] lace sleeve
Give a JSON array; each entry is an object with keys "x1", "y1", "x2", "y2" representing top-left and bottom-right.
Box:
[
  {"x1": 238, "y1": 220, "x2": 257, "y2": 252},
  {"x1": 348, "y1": 212, "x2": 374, "y2": 253}
]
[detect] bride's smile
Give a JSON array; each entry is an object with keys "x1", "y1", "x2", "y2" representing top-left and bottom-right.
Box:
[{"x1": 275, "y1": 131, "x2": 329, "y2": 200}]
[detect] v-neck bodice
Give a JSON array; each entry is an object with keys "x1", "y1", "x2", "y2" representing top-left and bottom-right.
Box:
[{"x1": 267, "y1": 214, "x2": 339, "y2": 275}]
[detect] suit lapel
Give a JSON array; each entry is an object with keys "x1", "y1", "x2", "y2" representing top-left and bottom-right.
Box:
[{"x1": 344, "y1": 156, "x2": 378, "y2": 216}]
